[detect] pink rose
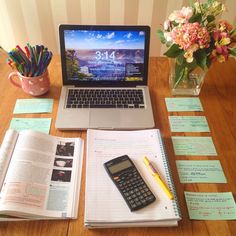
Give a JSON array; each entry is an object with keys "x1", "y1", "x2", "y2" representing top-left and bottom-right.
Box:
[{"x1": 169, "y1": 7, "x2": 193, "y2": 24}]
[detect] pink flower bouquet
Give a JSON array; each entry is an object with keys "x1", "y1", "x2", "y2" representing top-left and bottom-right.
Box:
[{"x1": 158, "y1": 0, "x2": 236, "y2": 89}]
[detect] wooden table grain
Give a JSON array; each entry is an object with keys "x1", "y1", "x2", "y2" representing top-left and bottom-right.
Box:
[{"x1": 0, "y1": 48, "x2": 236, "y2": 236}]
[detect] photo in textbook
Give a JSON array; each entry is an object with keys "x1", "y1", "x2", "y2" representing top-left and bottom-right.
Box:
[
  {"x1": 56, "y1": 141, "x2": 75, "y2": 156},
  {"x1": 51, "y1": 170, "x2": 72, "y2": 182},
  {"x1": 54, "y1": 158, "x2": 73, "y2": 168}
]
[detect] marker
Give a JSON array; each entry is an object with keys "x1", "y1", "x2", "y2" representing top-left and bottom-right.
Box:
[
  {"x1": 24, "y1": 46, "x2": 30, "y2": 58},
  {"x1": 143, "y1": 156, "x2": 174, "y2": 200},
  {"x1": 8, "y1": 44, "x2": 52, "y2": 76}
]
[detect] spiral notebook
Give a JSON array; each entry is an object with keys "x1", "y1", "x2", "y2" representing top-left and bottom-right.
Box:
[{"x1": 85, "y1": 129, "x2": 181, "y2": 228}]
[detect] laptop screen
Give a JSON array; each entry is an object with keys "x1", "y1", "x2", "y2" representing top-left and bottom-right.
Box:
[{"x1": 59, "y1": 25, "x2": 150, "y2": 86}]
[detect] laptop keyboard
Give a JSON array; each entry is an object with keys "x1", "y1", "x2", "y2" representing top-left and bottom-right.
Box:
[{"x1": 65, "y1": 89, "x2": 145, "y2": 109}]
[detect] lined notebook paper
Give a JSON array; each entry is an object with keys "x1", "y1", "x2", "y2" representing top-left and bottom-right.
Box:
[{"x1": 85, "y1": 129, "x2": 181, "y2": 228}]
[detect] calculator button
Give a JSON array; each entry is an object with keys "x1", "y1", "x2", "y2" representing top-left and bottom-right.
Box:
[{"x1": 146, "y1": 196, "x2": 155, "y2": 201}]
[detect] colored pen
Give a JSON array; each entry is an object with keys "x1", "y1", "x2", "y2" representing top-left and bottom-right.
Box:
[
  {"x1": 8, "y1": 44, "x2": 52, "y2": 76},
  {"x1": 24, "y1": 46, "x2": 30, "y2": 58},
  {"x1": 143, "y1": 156, "x2": 174, "y2": 200}
]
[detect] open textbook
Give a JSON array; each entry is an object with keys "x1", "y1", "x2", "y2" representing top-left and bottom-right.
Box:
[
  {"x1": 0, "y1": 129, "x2": 84, "y2": 221},
  {"x1": 85, "y1": 129, "x2": 181, "y2": 228}
]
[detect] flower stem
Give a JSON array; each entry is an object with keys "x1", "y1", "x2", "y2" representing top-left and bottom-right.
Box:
[{"x1": 174, "y1": 67, "x2": 187, "y2": 89}]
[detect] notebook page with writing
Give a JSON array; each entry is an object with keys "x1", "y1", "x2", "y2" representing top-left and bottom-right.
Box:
[{"x1": 85, "y1": 129, "x2": 181, "y2": 225}]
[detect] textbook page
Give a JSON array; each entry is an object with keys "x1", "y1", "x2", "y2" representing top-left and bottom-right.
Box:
[
  {"x1": 0, "y1": 130, "x2": 83, "y2": 219},
  {"x1": 85, "y1": 129, "x2": 180, "y2": 224},
  {"x1": 0, "y1": 130, "x2": 18, "y2": 190}
]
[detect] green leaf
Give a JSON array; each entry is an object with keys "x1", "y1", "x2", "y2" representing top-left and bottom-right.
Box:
[
  {"x1": 194, "y1": 49, "x2": 207, "y2": 70},
  {"x1": 189, "y1": 13, "x2": 202, "y2": 23},
  {"x1": 164, "y1": 44, "x2": 183, "y2": 58},
  {"x1": 187, "y1": 59, "x2": 197, "y2": 71},
  {"x1": 207, "y1": 15, "x2": 215, "y2": 23},
  {"x1": 157, "y1": 29, "x2": 166, "y2": 44},
  {"x1": 229, "y1": 48, "x2": 236, "y2": 57},
  {"x1": 230, "y1": 28, "x2": 236, "y2": 36},
  {"x1": 206, "y1": 57, "x2": 212, "y2": 68},
  {"x1": 176, "y1": 54, "x2": 185, "y2": 65},
  {"x1": 172, "y1": 22, "x2": 179, "y2": 27},
  {"x1": 188, "y1": 0, "x2": 194, "y2": 7},
  {"x1": 166, "y1": 41, "x2": 172, "y2": 48},
  {"x1": 174, "y1": 62, "x2": 185, "y2": 88},
  {"x1": 207, "y1": 0, "x2": 214, "y2": 5}
]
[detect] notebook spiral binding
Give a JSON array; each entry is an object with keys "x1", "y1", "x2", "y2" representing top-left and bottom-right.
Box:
[{"x1": 157, "y1": 131, "x2": 182, "y2": 218}]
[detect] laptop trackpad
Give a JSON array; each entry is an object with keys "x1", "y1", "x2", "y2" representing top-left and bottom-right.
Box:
[{"x1": 89, "y1": 110, "x2": 120, "y2": 129}]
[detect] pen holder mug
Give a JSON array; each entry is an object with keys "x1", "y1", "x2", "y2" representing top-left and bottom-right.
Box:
[{"x1": 8, "y1": 70, "x2": 50, "y2": 96}]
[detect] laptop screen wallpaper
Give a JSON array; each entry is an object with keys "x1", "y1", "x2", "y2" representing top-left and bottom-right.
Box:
[{"x1": 64, "y1": 30, "x2": 146, "y2": 82}]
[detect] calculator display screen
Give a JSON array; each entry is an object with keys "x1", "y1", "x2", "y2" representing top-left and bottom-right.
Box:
[{"x1": 108, "y1": 160, "x2": 132, "y2": 174}]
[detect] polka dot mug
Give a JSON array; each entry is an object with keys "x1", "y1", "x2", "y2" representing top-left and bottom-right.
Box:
[{"x1": 8, "y1": 70, "x2": 50, "y2": 96}]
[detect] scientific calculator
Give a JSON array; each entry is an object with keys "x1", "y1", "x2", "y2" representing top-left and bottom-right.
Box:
[{"x1": 104, "y1": 155, "x2": 156, "y2": 211}]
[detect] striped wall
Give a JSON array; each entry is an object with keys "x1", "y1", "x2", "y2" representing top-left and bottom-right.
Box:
[{"x1": 0, "y1": 0, "x2": 235, "y2": 56}]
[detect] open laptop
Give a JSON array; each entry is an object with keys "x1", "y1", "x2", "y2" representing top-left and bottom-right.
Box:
[{"x1": 55, "y1": 25, "x2": 155, "y2": 130}]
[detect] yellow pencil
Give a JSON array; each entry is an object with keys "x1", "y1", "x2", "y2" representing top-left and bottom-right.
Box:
[{"x1": 143, "y1": 156, "x2": 174, "y2": 200}]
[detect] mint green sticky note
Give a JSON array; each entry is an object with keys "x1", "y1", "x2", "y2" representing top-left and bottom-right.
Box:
[
  {"x1": 10, "y1": 118, "x2": 51, "y2": 134},
  {"x1": 13, "y1": 99, "x2": 53, "y2": 114},
  {"x1": 165, "y1": 98, "x2": 203, "y2": 112},
  {"x1": 169, "y1": 116, "x2": 210, "y2": 132},
  {"x1": 172, "y1": 136, "x2": 217, "y2": 155},
  {"x1": 176, "y1": 160, "x2": 227, "y2": 183},
  {"x1": 185, "y1": 192, "x2": 236, "y2": 220}
]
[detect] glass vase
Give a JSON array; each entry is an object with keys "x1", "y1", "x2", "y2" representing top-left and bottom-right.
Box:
[{"x1": 169, "y1": 59, "x2": 207, "y2": 96}]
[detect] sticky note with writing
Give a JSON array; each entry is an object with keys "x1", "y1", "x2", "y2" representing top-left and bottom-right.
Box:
[
  {"x1": 165, "y1": 97, "x2": 203, "y2": 112},
  {"x1": 13, "y1": 99, "x2": 53, "y2": 114},
  {"x1": 176, "y1": 160, "x2": 227, "y2": 183},
  {"x1": 169, "y1": 116, "x2": 210, "y2": 132},
  {"x1": 171, "y1": 136, "x2": 217, "y2": 155},
  {"x1": 10, "y1": 118, "x2": 51, "y2": 134},
  {"x1": 185, "y1": 192, "x2": 236, "y2": 220}
]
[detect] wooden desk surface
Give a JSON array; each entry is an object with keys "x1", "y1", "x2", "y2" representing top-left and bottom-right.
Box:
[{"x1": 0, "y1": 48, "x2": 236, "y2": 235}]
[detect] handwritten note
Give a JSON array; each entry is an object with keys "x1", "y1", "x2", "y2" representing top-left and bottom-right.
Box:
[
  {"x1": 176, "y1": 160, "x2": 227, "y2": 183},
  {"x1": 169, "y1": 116, "x2": 210, "y2": 132},
  {"x1": 165, "y1": 98, "x2": 203, "y2": 112},
  {"x1": 10, "y1": 118, "x2": 51, "y2": 134},
  {"x1": 185, "y1": 192, "x2": 236, "y2": 220},
  {"x1": 171, "y1": 136, "x2": 217, "y2": 156},
  {"x1": 13, "y1": 99, "x2": 53, "y2": 114}
]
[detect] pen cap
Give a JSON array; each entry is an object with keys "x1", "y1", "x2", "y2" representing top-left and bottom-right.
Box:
[{"x1": 143, "y1": 156, "x2": 158, "y2": 174}]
